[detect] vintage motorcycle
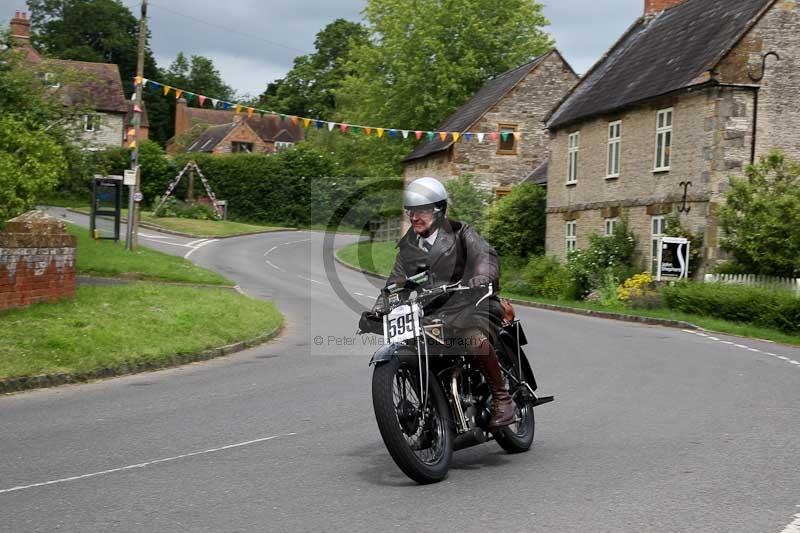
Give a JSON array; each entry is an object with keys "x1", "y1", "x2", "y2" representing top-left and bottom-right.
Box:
[{"x1": 359, "y1": 271, "x2": 553, "y2": 484}]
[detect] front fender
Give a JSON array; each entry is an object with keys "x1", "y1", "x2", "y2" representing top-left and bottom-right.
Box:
[{"x1": 369, "y1": 342, "x2": 415, "y2": 366}]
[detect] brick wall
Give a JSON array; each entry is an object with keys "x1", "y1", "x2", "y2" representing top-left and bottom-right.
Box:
[
  {"x1": 212, "y1": 120, "x2": 272, "y2": 155},
  {"x1": 0, "y1": 211, "x2": 77, "y2": 311}
]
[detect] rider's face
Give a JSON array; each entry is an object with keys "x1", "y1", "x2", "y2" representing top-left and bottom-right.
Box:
[{"x1": 408, "y1": 208, "x2": 434, "y2": 235}]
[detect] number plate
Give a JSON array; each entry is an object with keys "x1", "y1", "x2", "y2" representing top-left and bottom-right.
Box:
[{"x1": 383, "y1": 304, "x2": 421, "y2": 344}]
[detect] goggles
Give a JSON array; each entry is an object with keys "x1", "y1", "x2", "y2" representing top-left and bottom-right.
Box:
[{"x1": 405, "y1": 206, "x2": 440, "y2": 218}]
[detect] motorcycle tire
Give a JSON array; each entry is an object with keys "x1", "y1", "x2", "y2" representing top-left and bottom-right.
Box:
[
  {"x1": 493, "y1": 351, "x2": 536, "y2": 453},
  {"x1": 371, "y1": 353, "x2": 454, "y2": 484}
]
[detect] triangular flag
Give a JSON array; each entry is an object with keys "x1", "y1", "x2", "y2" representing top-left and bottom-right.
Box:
[
  {"x1": 364, "y1": 127, "x2": 372, "y2": 136},
  {"x1": 184, "y1": 92, "x2": 193, "y2": 102},
  {"x1": 328, "y1": 122, "x2": 336, "y2": 132},
  {"x1": 426, "y1": 131, "x2": 435, "y2": 140},
  {"x1": 222, "y1": 102, "x2": 231, "y2": 110},
  {"x1": 315, "y1": 120, "x2": 324, "y2": 128},
  {"x1": 303, "y1": 118, "x2": 312, "y2": 128},
  {"x1": 415, "y1": 130, "x2": 423, "y2": 140},
  {"x1": 452, "y1": 132, "x2": 460, "y2": 142},
  {"x1": 175, "y1": 89, "x2": 184, "y2": 99},
  {"x1": 290, "y1": 116, "x2": 299, "y2": 125},
  {"x1": 439, "y1": 132, "x2": 448, "y2": 141},
  {"x1": 133, "y1": 104, "x2": 142, "y2": 113},
  {"x1": 477, "y1": 132, "x2": 485, "y2": 143},
  {"x1": 127, "y1": 127, "x2": 135, "y2": 137},
  {"x1": 163, "y1": 85, "x2": 171, "y2": 96},
  {"x1": 388, "y1": 129, "x2": 397, "y2": 138},
  {"x1": 211, "y1": 98, "x2": 219, "y2": 108},
  {"x1": 279, "y1": 114, "x2": 286, "y2": 122},
  {"x1": 134, "y1": 76, "x2": 143, "y2": 85},
  {"x1": 258, "y1": 110, "x2": 265, "y2": 117},
  {"x1": 128, "y1": 140, "x2": 137, "y2": 148},
  {"x1": 464, "y1": 132, "x2": 473, "y2": 142},
  {"x1": 150, "y1": 81, "x2": 161, "y2": 91},
  {"x1": 198, "y1": 95, "x2": 206, "y2": 107},
  {"x1": 377, "y1": 128, "x2": 384, "y2": 138},
  {"x1": 489, "y1": 132, "x2": 498, "y2": 142},
  {"x1": 401, "y1": 130, "x2": 409, "y2": 139},
  {"x1": 247, "y1": 107, "x2": 254, "y2": 118},
  {"x1": 513, "y1": 132, "x2": 521, "y2": 141},
  {"x1": 235, "y1": 104, "x2": 242, "y2": 114},
  {"x1": 130, "y1": 92, "x2": 136, "y2": 101},
  {"x1": 339, "y1": 124, "x2": 349, "y2": 134}
]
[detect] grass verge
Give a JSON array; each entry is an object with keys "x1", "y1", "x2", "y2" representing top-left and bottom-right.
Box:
[
  {"x1": 69, "y1": 224, "x2": 231, "y2": 285},
  {"x1": 336, "y1": 241, "x2": 800, "y2": 347},
  {"x1": 0, "y1": 283, "x2": 282, "y2": 380}
]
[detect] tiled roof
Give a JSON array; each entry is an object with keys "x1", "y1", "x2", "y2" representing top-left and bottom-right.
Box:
[
  {"x1": 183, "y1": 112, "x2": 305, "y2": 153},
  {"x1": 245, "y1": 116, "x2": 303, "y2": 143},
  {"x1": 48, "y1": 59, "x2": 128, "y2": 114},
  {"x1": 403, "y1": 52, "x2": 553, "y2": 163},
  {"x1": 186, "y1": 123, "x2": 237, "y2": 153},
  {"x1": 548, "y1": 0, "x2": 775, "y2": 128},
  {"x1": 522, "y1": 159, "x2": 548, "y2": 186}
]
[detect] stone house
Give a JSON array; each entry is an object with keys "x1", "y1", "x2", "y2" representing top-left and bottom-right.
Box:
[
  {"x1": 171, "y1": 98, "x2": 304, "y2": 155},
  {"x1": 402, "y1": 50, "x2": 578, "y2": 198},
  {"x1": 7, "y1": 11, "x2": 132, "y2": 150},
  {"x1": 545, "y1": 0, "x2": 800, "y2": 275}
]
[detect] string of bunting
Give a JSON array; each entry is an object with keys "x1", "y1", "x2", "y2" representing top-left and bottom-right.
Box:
[{"x1": 132, "y1": 76, "x2": 533, "y2": 145}]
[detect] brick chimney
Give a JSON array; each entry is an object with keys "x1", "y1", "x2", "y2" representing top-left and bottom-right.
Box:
[
  {"x1": 175, "y1": 97, "x2": 189, "y2": 137},
  {"x1": 10, "y1": 11, "x2": 31, "y2": 45},
  {"x1": 644, "y1": 0, "x2": 685, "y2": 15}
]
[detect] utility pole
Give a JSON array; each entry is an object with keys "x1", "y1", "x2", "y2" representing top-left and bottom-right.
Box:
[{"x1": 127, "y1": 0, "x2": 147, "y2": 251}]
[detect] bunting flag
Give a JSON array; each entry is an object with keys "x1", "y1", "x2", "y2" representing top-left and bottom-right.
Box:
[
  {"x1": 134, "y1": 104, "x2": 142, "y2": 113},
  {"x1": 132, "y1": 77, "x2": 537, "y2": 145}
]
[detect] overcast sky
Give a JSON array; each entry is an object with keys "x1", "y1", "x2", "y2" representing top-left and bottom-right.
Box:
[{"x1": 1, "y1": 0, "x2": 643, "y2": 98}]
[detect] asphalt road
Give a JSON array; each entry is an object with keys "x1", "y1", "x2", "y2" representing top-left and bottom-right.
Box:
[{"x1": 1, "y1": 210, "x2": 798, "y2": 532}]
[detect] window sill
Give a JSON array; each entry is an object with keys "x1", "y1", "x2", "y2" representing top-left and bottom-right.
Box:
[
  {"x1": 496, "y1": 151, "x2": 518, "y2": 156},
  {"x1": 653, "y1": 167, "x2": 671, "y2": 174},
  {"x1": 604, "y1": 175, "x2": 620, "y2": 181},
  {"x1": 565, "y1": 181, "x2": 577, "y2": 187}
]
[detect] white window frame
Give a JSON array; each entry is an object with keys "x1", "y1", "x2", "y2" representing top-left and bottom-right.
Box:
[
  {"x1": 651, "y1": 215, "x2": 667, "y2": 275},
  {"x1": 566, "y1": 221, "x2": 577, "y2": 254},
  {"x1": 83, "y1": 114, "x2": 100, "y2": 132},
  {"x1": 604, "y1": 217, "x2": 618, "y2": 237},
  {"x1": 654, "y1": 108, "x2": 673, "y2": 171},
  {"x1": 606, "y1": 121, "x2": 621, "y2": 178},
  {"x1": 567, "y1": 132, "x2": 579, "y2": 184}
]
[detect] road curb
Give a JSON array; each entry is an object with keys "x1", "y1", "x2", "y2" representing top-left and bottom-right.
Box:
[
  {"x1": 0, "y1": 324, "x2": 284, "y2": 395},
  {"x1": 333, "y1": 254, "x2": 699, "y2": 331},
  {"x1": 76, "y1": 275, "x2": 238, "y2": 291},
  {"x1": 65, "y1": 208, "x2": 295, "y2": 239}
]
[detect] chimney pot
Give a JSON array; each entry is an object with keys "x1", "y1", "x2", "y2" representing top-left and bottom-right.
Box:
[{"x1": 644, "y1": 0, "x2": 686, "y2": 15}]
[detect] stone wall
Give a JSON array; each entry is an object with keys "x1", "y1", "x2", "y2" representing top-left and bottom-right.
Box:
[
  {"x1": 80, "y1": 112, "x2": 125, "y2": 149},
  {"x1": 0, "y1": 211, "x2": 77, "y2": 311}
]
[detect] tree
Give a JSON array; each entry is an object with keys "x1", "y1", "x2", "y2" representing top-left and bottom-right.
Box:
[
  {"x1": 480, "y1": 183, "x2": 546, "y2": 258},
  {"x1": 444, "y1": 175, "x2": 490, "y2": 227},
  {"x1": 718, "y1": 151, "x2": 800, "y2": 278},
  {"x1": 337, "y1": 0, "x2": 553, "y2": 130},
  {"x1": 258, "y1": 19, "x2": 368, "y2": 119}
]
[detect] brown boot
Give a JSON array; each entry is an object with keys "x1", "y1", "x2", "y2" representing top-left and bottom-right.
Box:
[{"x1": 473, "y1": 340, "x2": 516, "y2": 430}]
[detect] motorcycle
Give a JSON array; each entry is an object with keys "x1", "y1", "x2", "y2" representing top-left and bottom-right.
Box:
[{"x1": 359, "y1": 271, "x2": 553, "y2": 484}]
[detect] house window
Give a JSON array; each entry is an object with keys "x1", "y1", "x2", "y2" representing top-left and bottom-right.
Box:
[
  {"x1": 651, "y1": 215, "x2": 667, "y2": 275},
  {"x1": 654, "y1": 108, "x2": 673, "y2": 171},
  {"x1": 604, "y1": 217, "x2": 618, "y2": 237},
  {"x1": 83, "y1": 114, "x2": 100, "y2": 132},
  {"x1": 497, "y1": 124, "x2": 518, "y2": 155},
  {"x1": 567, "y1": 132, "x2": 579, "y2": 184},
  {"x1": 607, "y1": 121, "x2": 621, "y2": 178},
  {"x1": 38, "y1": 72, "x2": 60, "y2": 88},
  {"x1": 566, "y1": 221, "x2": 577, "y2": 254},
  {"x1": 232, "y1": 141, "x2": 254, "y2": 153},
  {"x1": 275, "y1": 141, "x2": 294, "y2": 151}
]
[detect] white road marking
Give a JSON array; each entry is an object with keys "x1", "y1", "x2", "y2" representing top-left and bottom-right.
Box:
[
  {"x1": 139, "y1": 233, "x2": 174, "y2": 239},
  {"x1": 265, "y1": 260, "x2": 286, "y2": 272},
  {"x1": 184, "y1": 239, "x2": 217, "y2": 259},
  {"x1": 298, "y1": 275, "x2": 323, "y2": 285},
  {"x1": 0, "y1": 433, "x2": 296, "y2": 496},
  {"x1": 185, "y1": 239, "x2": 209, "y2": 248},
  {"x1": 684, "y1": 330, "x2": 800, "y2": 369},
  {"x1": 779, "y1": 510, "x2": 800, "y2": 533},
  {"x1": 263, "y1": 246, "x2": 278, "y2": 257}
]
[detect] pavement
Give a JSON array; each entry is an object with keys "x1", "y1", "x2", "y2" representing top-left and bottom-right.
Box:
[{"x1": 1, "y1": 208, "x2": 798, "y2": 532}]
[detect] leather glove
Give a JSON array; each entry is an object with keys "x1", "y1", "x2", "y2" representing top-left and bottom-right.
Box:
[
  {"x1": 359, "y1": 311, "x2": 383, "y2": 334},
  {"x1": 467, "y1": 275, "x2": 492, "y2": 288}
]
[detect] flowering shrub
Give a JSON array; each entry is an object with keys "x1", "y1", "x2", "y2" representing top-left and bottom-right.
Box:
[
  {"x1": 617, "y1": 273, "x2": 654, "y2": 302},
  {"x1": 567, "y1": 217, "x2": 636, "y2": 299}
]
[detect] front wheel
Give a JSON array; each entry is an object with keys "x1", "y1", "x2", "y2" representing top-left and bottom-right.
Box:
[{"x1": 371, "y1": 353, "x2": 454, "y2": 484}]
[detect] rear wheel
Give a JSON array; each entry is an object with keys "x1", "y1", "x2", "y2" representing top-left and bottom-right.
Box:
[
  {"x1": 371, "y1": 353, "x2": 454, "y2": 484},
  {"x1": 493, "y1": 350, "x2": 535, "y2": 453}
]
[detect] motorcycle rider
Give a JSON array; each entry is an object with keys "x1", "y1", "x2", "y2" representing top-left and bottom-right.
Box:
[{"x1": 387, "y1": 177, "x2": 515, "y2": 430}]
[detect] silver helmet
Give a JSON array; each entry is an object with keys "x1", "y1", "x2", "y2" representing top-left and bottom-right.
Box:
[{"x1": 403, "y1": 177, "x2": 448, "y2": 209}]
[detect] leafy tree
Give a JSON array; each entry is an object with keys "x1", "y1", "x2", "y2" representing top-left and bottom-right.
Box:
[
  {"x1": 718, "y1": 151, "x2": 800, "y2": 278},
  {"x1": 444, "y1": 175, "x2": 490, "y2": 227},
  {"x1": 337, "y1": 0, "x2": 553, "y2": 130},
  {"x1": 481, "y1": 183, "x2": 546, "y2": 258},
  {"x1": 259, "y1": 19, "x2": 368, "y2": 119}
]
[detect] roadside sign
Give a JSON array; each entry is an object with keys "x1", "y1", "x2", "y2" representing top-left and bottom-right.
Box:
[
  {"x1": 133, "y1": 192, "x2": 144, "y2": 203},
  {"x1": 124, "y1": 169, "x2": 137, "y2": 186},
  {"x1": 657, "y1": 237, "x2": 690, "y2": 281}
]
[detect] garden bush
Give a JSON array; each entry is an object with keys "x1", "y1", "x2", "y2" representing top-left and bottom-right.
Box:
[
  {"x1": 153, "y1": 197, "x2": 220, "y2": 220},
  {"x1": 662, "y1": 282, "x2": 800, "y2": 334},
  {"x1": 481, "y1": 183, "x2": 546, "y2": 258},
  {"x1": 567, "y1": 218, "x2": 636, "y2": 298}
]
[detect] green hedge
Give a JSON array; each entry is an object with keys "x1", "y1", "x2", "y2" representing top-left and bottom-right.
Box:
[{"x1": 662, "y1": 282, "x2": 800, "y2": 334}]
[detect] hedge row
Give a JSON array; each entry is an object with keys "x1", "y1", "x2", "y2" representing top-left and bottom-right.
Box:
[{"x1": 662, "y1": 282, "x2": 800, "y2": 334}]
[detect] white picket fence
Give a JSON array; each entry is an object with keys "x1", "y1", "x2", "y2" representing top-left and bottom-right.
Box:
[{"x1": 704, "y1": 273, "x2": 800, "y2": 296}]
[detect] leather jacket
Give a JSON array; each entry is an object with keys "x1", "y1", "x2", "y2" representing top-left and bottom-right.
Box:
[{"x1": 388, "y1": 219, "x2": 500, "y2": 290}]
